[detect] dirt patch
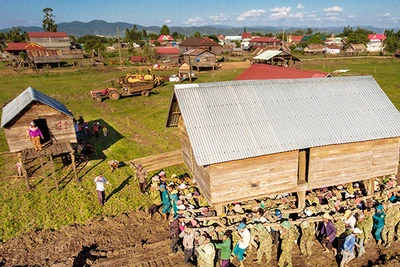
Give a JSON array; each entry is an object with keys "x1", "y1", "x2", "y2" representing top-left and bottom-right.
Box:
[
  {"x1": 1, "y1": 210, "x2": 399, "y2": 267},
  {"x1": 220, "y1": 60, "x2": 251, "y2": 70}
]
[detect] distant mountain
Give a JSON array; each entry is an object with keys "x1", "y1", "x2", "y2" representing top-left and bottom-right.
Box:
[{"x1": 0, "y1": 20, "x2": 397, "y2": 37}]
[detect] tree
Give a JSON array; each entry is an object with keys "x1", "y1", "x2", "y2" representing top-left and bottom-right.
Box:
[
  {"x1": 0, "y1": 32, "x2": 6, "y2": 52},
  {"x1": 42, "y1": 7, "x2": 58, "y2": 32},
  {"x1": 160, "y1": 24, "x2": 170, "y2": 35},
  {"x1": 5, "y1": 27, "x2": 27, "y2": 43},
  {"x1": 383, "y1": 29, "x2": 400, "y2": 53},
  {"x1": 346, "y1": 27, "x2": 371, "y2": 45},
  {"x1": 192, "y1": 31, "x2": 201, "y2": 38},
  {"x1": 305, "y1": 28, "x2": 313, "y2": 35},
  {"x1": 292, "y1": 29, "x2": 304, "y2": 36}
]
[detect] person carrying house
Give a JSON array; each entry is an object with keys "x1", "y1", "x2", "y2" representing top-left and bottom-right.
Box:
[
  {"x1": 340, "y1": 228, "x2": 363, "y2": 267},
  {"x1": 214, "y1": 230, "x2": 232, "y2": 267},
  {"x1": 373, "y1": 204, "x2": 385, "y2": 245},
  {"x1": 320, "y1": 213, "x2": 337, "y2": 256},
  {"x1": 300, "y1": 220, "x2": 315, "y2": 257},
  {"x1": 253, "y1": 223, "x2": 273, "y2": 264},
  {"x1": 232, "y1": 222, "x2": 250, "y2": 267},
  {"x1": 278, "y1": 220, "x2": 296, "y2": 267},
  {"x1": 160, "y1": 184, "x2": 172, "y2": 222},
  {"x1": 26, "y1": 121, "x2": 44, "y2": 151}
]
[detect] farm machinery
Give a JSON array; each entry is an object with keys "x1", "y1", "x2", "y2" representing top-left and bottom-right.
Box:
[{"x1": 90, "y1": 69, "x2": 165, "y2": 102}]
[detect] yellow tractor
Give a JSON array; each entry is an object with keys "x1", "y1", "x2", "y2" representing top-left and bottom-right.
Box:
[{"x1": 91, "y1": 69, "x2": 165, "y2": 101}]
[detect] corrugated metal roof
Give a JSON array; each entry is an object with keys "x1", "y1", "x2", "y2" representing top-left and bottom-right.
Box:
[
  {"x1": 1, "y1": 87, "x2": 73, "y2": 127},
  {"x1": 173, "y1": 76, "x2": 400, "y2": 166},
  {"x1": 253, "y1": 50, "x2": 282, "y2": 60}
]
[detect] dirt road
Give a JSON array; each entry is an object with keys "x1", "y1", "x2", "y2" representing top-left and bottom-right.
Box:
[{"x1": 1, "y1": 210, "x2": 399, "y2": 266}]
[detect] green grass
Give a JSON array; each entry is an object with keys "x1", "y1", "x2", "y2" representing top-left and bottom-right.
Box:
[{"x1": 0, "y1": 56, "x2": 399, "y2": 242}]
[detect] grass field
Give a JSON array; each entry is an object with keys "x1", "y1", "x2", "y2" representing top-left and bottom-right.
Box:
[{"x1": 0, "y1": 55, "x2": 399, "y2": 242}]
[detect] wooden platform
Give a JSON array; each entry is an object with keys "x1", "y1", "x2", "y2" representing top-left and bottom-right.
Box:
[
  {"x1": 126, "y1": 150, "x2": 184, "y2": 172},
  {"x1": 22, "y1": 141, "x2": 74, "y2": 161}
]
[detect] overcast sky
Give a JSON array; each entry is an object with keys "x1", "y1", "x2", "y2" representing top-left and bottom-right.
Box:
[{"x1": 0, "y1": 0, "x2": 398, "y2": 29}]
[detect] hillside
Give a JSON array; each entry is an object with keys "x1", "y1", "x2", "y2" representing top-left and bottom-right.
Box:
[{"x1": 0, "y1": 20, "x2": 397, "y2": 37}]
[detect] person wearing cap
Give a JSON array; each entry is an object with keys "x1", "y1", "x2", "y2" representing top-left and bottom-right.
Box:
[
  {"x1": 320, "y1": 213, "x2": 337, "y2": 255},
  {"x1": 278, "y1": 220, "x2": 295, "y2": 267},
  {"x1": 340, "y1": 228, "x2": 363, "y2": 267},
  {"x1": 233, "y1": 222, "x2": 250, "y2": 267},
  {"x1": 300, "y1": 220, "x2": 315, "y2": 257},
  {"x1": 148, "y1": 183, "x2": 162, "y2": 218},
  {"x1": 372, "y1": 204, "x2": 386, "y2": 245},
  {"x1": 214, "y1": 230, "x2": 232, "y2": 267},
  {"x1": 362, "y1": 208, "x2": 374, "y2": 243},
  {"x1": 26, "y1": 121, "x2": 44, "y2": 151},
  {"x1": 160, "y1": 184, "x2": 172, "y2": 222},
  {"x1": 135, "y1": 164, "x2": 148, "y2": 194},
  {"x1": 94, "y1": 174, "x2": 111, "y2": 206}
]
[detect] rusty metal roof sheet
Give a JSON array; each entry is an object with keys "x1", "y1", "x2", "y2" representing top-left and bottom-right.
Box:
[
  {"x1": 1, "y1": 87, "x2": 73, "y2": 128},
  {"x1": 173, "y1": 76, "x2": 400, "y2": 166}
]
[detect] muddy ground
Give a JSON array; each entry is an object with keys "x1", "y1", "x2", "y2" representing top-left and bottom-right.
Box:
[{"x1": 1, "y1": 211, "x2": 399, "y2": 267}]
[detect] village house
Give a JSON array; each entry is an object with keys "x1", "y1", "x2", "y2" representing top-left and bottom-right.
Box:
[
  {"x1": 178, "y1": 37, "x2": 222, "y2": 55},
  {"x1": 166, "y1": 76, "x2": 400, "y2": 211},
  {"x1": 252, "y1": 50, "x2": 302, "y2": 68},
  {"x1": 4, "y1": 42, "x2": 62, "y2": 68},
  {"x1": 248, "y1": 36, "x2": 281, "y2": 49},
  {"x1": 366, "y1": 34, "x2": 386, "y2": 53},
  {"x1": 325, "y1": 44, "x2": 341, "y2": 55},
  {"x1": 157, "y1": 35, "x2": 174, "y2": 45},
  {"x1": 129, "y1": 55, "x2": 147, "y2": 64},
  {"x1": 154, "y1": 47, "x2": 180, "y2": 64},
  {"x1": 346, "y1": 44, "x2": 367, "y2": 55},
  {"x1": 235, "y1": 64, "x2": 331, "y2": 80},
  {"x1": 28, "y1": 32, "x2": 83, "y2": 59},
  {"x1": 1, "y1": 87, "x2": 77, "y2": 153},
  {"x1": 303, "y1": 43, "x2": 325, "y2": 54},
  {"x1": 182, "y1": 49, "x2": 217, "y2": 71},
  {"x1": 287, "y1": 35, "x2": 303, "y2": 45}
]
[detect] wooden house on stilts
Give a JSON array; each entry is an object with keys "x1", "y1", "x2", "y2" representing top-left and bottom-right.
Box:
[
  {"x1": 1, "y1": 87, "x2": 78, "y2": 188},
  {"x1": 166, "y1": 76, "x2": 400, "y2": 213}
]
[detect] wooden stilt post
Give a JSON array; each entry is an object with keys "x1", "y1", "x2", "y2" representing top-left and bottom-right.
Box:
[
  {"x1": 70, "y1": 150, "x2": 78, "y2": 181},
  {"x1": 364, "y1": 178, "x2": 375, "y2": 196},
  {"x1": 18, "y1": 152, "x2": 30, "y2": 190},
  {"x1": 297, "y1": 191, "x2": 306, "y2": 209},
  {"x1": 214, "y1": 204, "x2": 224, "y2": 216},
  {"x1": 50, "y1": 155, "x2": 58, "y2": 190}
]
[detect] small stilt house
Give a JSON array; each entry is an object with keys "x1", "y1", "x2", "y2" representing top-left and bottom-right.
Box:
[
  {"x1": 166, "y1": 76, "x2": 400, "y2": 211},
  {"x1": 1, "y1": 87, "x2": 77, "y2": 152}
]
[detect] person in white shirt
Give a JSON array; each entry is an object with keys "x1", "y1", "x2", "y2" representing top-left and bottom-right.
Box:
[
  {"x1": 94, "y1": 174, "x2": 111, "y2": 206},
  {"x1": 233, "y1": 222, "x2": 250, "y2": 267},
  {"x1": 344, "y1": 209, "x2": 356, "y2": 230}
]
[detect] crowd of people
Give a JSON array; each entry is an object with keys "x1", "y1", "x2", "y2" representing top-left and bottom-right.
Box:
[{"x1": 140, "y1": 170, "x2": 400, "y2": 267}]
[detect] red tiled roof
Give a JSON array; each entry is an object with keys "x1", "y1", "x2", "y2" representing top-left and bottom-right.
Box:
[
  {"x1": 251, "y1": 37, "x2": 280, "y2": 43},
  {"x1": 290, "y1": 35, "x2": 303, "y2": 42},
  {"x1": 4, "y1": 42, "x2": 46, "y2": 51},
  {"x1": 129, "y1": 56, "x2": 146, "y2": 62},
  {"x1": 368, "y1": 34, "x2": 386, "y2": 41},
  {"x1": 154, "y1": 47, "x2": 180, "y2": 54},
  {"x1": 28, "y1": 32, "x2": 69, "y2": 38},
  {"x1": 179, "y1": 37, "x2": 220, "y2": 47},
  {"x1": 157, "y1": 35, "x2": 174, "y2": 41},
  {"x1": 242, "y1": 32, "x2": 252, "y2": 39},
  {"x1": 235, "y1": 64, "x2": 329, "y2": 80}
]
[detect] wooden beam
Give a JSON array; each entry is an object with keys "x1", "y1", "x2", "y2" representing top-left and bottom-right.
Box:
[
  {"x1": 70, "y1": 150, "x2": 78, "y2": 181},
  {"x1": 297, "y1": 191, "x2": 306, "y2": 209},
  {"x1": 18, "y1": 152, "x2": 30, "y2": 190}
]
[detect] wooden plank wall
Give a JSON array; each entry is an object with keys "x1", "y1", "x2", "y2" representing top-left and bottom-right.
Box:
[
  {"x1": 308, "y1": 138, "x2": 400, "y2": 189},
  {"x1": 178, "y1": 117, "x2": 212, "y2": 203},
  {"x1": 207, "y1": 151, "x2": 299, "y2": 205},
  {"x1": 4, "y1": 103, "x2": 77, "y2": 152}
]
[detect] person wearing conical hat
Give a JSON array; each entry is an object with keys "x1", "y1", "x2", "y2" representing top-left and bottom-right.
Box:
[{"x1": 320, "y1": 213, "x2": 337, "y2": 256}]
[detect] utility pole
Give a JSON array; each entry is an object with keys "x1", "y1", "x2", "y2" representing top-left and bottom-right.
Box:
[{"x1": 117, "y1": 26, "x2": 123, "y2": 70}]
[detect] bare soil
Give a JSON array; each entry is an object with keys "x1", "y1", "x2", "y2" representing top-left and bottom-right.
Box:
[{"x1": 1, "y1": 210, "x2": 399, "y2": 267}]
